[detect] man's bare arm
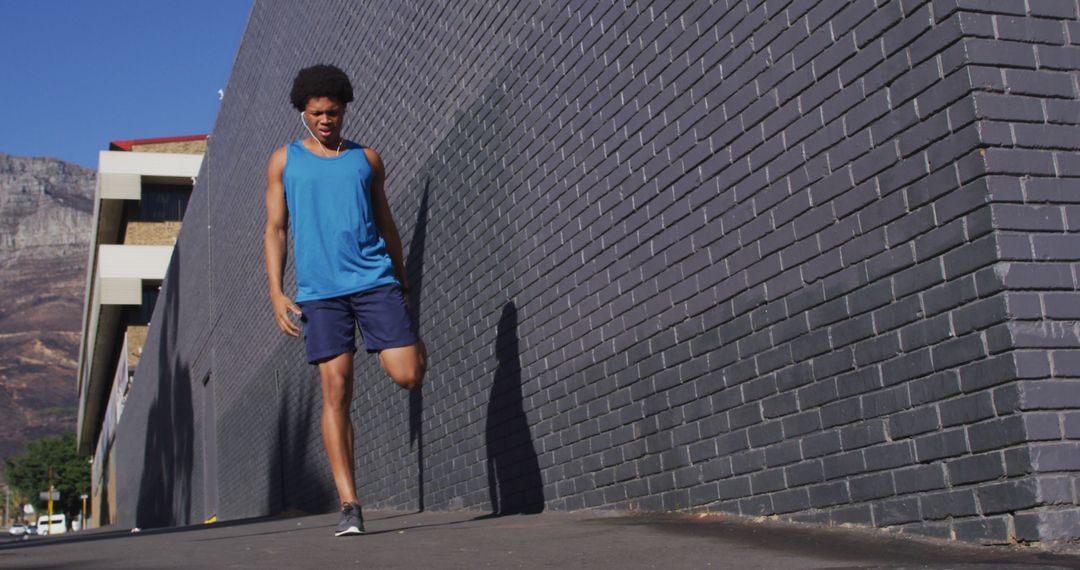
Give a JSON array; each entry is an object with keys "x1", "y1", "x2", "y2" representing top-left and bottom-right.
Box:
[
  {"x1": 265, "y1": 146, "x2": 301, "y2": 336},
  {"x1": 366, "y1": 148, "x2": 410, "y2": 294}
]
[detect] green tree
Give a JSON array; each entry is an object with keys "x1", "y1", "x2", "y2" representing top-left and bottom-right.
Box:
[
  {"x1": 4, "y1": 483, "x2": 34, "y2": 524},
  {"x1": 4, "y1": 433, "x2": 90, "y2": 518}
]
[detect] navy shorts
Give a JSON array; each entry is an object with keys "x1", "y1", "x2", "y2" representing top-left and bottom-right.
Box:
[{"x1": 297, "y1": 284, "x2": 418, "y2": 364}]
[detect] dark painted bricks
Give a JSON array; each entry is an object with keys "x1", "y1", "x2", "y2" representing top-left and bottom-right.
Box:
[{"x1": 114, "y1": 0, "x2": 1080, "y2": 545}]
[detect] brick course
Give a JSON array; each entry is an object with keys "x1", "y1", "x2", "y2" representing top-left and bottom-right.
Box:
[
  {"x1": 122, "y1": 221, "x2": 181, "y2": 245},
  {"x1": 113, "y1": 0, "x2": 1080, "y2": 544},
  {"x1": 130, "y1": 140, "x2": 208, "y2": 154}
]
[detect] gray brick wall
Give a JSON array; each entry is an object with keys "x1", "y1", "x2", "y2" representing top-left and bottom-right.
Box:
[{"x1": 113, "y1": 0, "x2": 1080, "y2": 544}]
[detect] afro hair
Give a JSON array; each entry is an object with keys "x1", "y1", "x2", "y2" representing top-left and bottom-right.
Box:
[{"x1": 290, "y1": 64, "x2": 355, "y2": 111}]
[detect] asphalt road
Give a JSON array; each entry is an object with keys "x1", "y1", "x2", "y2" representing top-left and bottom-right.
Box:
[{"x1": 2, "y1": 509, "x2": 1080, "y2": 569}]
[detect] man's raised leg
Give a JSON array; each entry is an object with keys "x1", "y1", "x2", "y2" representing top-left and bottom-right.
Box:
[{"x1": 379, "y1": 340, "x2": 426, "y2": 390}]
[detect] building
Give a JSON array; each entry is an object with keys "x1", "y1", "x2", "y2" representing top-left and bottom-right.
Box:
[
  {"x1": 75, "y1": 135, "x2": 206, "y2": 528},
  {"x1": 114, "y1": 1, "x2": 1080, "y2": 545}
]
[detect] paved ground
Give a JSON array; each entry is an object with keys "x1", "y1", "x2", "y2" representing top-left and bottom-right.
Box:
[{"x1": 2, "y1": 509, "x2": 1080, "y2": 569}]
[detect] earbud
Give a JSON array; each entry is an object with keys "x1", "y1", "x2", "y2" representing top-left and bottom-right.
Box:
[{"x1": 299, "y1": 111, "x2": 316, "y2": 139}]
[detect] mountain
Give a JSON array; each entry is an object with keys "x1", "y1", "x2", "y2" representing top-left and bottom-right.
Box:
[{"x1": 0, "y1": 153, "x2": 95, "y2": 461}]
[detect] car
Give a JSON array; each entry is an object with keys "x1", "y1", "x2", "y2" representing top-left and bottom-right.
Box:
[
  {"x1": 36, "y1": 514, "x2": 66, "y2": 536},
  {"x1": 7, "y1": 524, "x2": 27, "y2": 536},
  {"x1": 26, "y1": 523, "x2": 37, "y2": 536}
]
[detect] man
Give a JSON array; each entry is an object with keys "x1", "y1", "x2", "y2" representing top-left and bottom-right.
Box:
[{"x1": 264, "y1": 64, "x2": 426, "y2": 537}]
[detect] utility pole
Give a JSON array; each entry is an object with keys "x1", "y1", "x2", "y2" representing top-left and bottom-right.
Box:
[{"x1": 47, "y1": 466, "x2": 54, "y2": 529}]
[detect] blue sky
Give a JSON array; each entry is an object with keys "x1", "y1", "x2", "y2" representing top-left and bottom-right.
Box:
[{"x1": 0, "y1": 0, "x2": 252, "y2": 168}]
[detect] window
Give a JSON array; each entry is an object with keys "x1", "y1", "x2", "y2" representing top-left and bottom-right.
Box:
[
  {"x1": 126, "y1": 183, "x2": 191, "y2": 222},
  {"x1": 126, "y1": 284, "x2": 160, "y2": 325}
]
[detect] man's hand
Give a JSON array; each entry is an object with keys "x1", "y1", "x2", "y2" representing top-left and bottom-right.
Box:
[{"x1": 272, "y1": 292, "x2": 302, "y2": 337}]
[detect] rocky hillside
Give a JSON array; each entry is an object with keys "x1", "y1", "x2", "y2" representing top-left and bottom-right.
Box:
[{"x1": 0, "y1": 153, "x2": 95, "y2": 461}]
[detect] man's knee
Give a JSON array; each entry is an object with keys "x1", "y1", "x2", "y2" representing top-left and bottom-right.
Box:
[
  {"x1": 391, "y1": 365, "x2": 424, "y2": 391},
  {"x1": 320, "y1": 372, "x2": 352, "y2": 410},
  {"x1": 380, "y1": 343, "x2": 426, "y2": 390}
]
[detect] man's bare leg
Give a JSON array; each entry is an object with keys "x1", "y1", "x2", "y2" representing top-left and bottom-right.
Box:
[
  {"x1": 379, "y1": 340, "x2": 427, "y2": 390},
  {"x1": 317, "y1": 352, "x2": 360, "y2": 505}
]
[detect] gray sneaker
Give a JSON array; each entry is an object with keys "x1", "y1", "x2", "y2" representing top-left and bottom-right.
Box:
[{"x1": 335, "y1": 502, "x2": 365, "y2": 537}]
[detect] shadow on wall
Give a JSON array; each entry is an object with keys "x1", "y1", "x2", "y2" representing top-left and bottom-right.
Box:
[
  {"x1": 396, "y1": 70, "x2": 543, "y2": 514},
  {"x1": 406, "y1": 179, "x2": 430, "y2": 512},
  {"x1": 135, "y1": 256, "x2": 194, "y2": 528},
  {"x1": 484, "y1": 302, "x2": 544, "y2": 516},
  {"x1": 98, "y1": 461, "x2": 111, "y2": 526},
  {"x1": 271, "y1": 365, "x2": 337, "y2": 515},
  {"x1": 346, "y1": 57, "x2": 540, "y2": 512}
]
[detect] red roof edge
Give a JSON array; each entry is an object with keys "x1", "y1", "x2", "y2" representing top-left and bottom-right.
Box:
[{"x1": 109, "y1": 134, "x2": 209, "y2": 151}]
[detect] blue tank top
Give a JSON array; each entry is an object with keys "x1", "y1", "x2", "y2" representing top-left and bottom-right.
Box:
[{"x1": 283, "y1": 139, "x2": 397, "y2": 302}]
